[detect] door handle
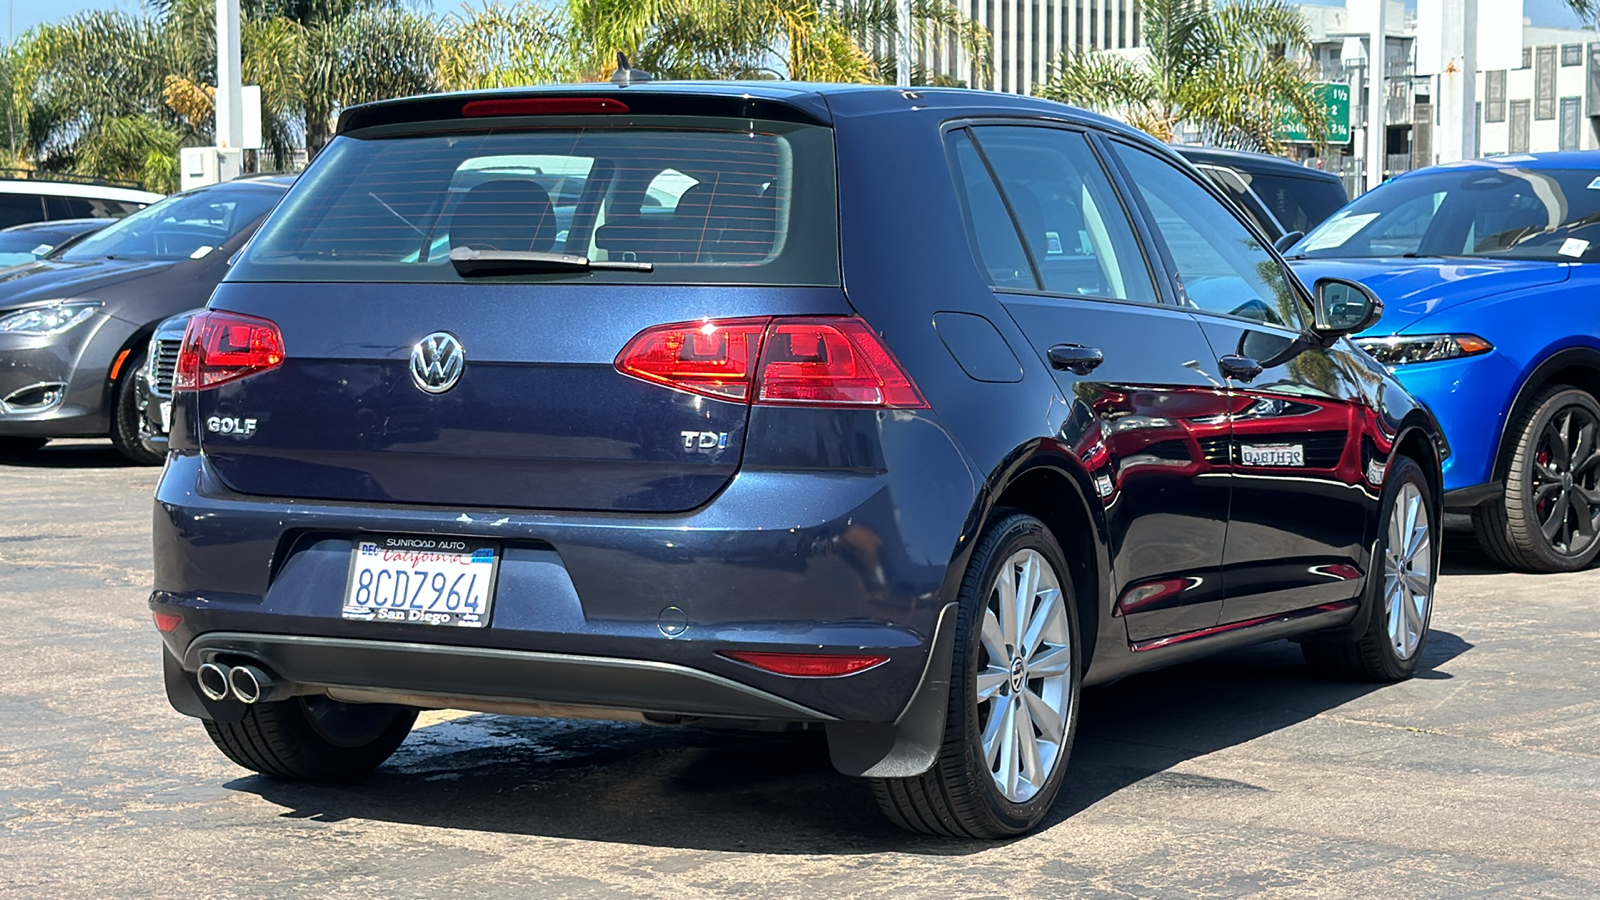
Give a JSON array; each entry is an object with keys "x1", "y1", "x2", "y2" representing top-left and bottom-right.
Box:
[
  {"x1": 1219, "y1": 355, "x2": 1264, "y2": 382},
  {"x1": 1048, "y1": 344, "x2": 1105, "y2": 375}
]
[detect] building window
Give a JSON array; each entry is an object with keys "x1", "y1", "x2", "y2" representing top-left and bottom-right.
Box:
[
  {"x1": 1562, "y1": 97, "x2": 1582, "y2": 150},
  {"x1": 1537, "y1": 46, "x2": 1557, "y2": 119},
  {"x1": 1486, "y1": 69, "x2": 1506, "y2": 122},
  {"x1": 1523, "y1": 46, "x2": 1533, "y2": 69},
  {"x1": 1564, "y1": 43, "x2": 1584, "y2": 66},
  {"x1": 1589, "y1": 44, "x2": 1600, "y2": 114},
  {"x1": 1510, "y1": 99, "x2": 1531, "y2": 153}
]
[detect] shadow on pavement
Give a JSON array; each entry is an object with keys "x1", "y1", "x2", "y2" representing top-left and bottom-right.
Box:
[
  {"x1": 229, "y1": 632, "x2": 1473, "y2": 855},
  {"x1": 0, "y1": 440, "x2": 138, "y2": 470}
]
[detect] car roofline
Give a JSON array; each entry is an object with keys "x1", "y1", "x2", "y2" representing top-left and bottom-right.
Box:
[{"x1": 0, "y1": 180, "x2": 163, "y2": 203}]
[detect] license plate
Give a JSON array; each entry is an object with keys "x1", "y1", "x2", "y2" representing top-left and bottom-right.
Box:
[
  {"x1": 342, "y1": 536, "x2": 498, "y2": 627},
  {"x1": 159, "y1": 401, "x2": 172, "y2": 434},
  {"x1": 1241, "y1": 443, "x2": 1305, "y2": 467}
]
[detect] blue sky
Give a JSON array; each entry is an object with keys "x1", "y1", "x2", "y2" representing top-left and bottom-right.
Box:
[{"x1": 4, "y1": 0, "x2": 1592, "y2": 41}]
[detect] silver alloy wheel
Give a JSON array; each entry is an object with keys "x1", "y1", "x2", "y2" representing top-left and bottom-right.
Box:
[
  {"x1": 1384, "y1": 481, "x2": 1433, "y2": 661},
  {"x1": 976, "y1": 548, "x2": 1072, "y2": 803}
]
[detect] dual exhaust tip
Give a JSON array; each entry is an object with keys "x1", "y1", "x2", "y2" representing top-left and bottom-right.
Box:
[{"x1": 197, "y1": 662, "x2": 291, "y2": 705}]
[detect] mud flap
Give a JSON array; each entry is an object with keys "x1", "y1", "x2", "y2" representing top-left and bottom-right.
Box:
[{"x1": 825, "y1": 602, "x2": 959, "y2": 778}]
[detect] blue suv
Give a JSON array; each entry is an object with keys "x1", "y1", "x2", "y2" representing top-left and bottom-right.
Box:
[
  {"x1": 1290, "y1": 152, "x2": 1600, "y2": 572},
  {"x1": 152, "y1": 83, "x2": 1444, "y2": 837}
]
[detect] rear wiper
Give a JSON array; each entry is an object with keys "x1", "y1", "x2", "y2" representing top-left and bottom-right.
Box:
[{"x1": 449, "y1": 247, "x2": 652, "y2": 276}]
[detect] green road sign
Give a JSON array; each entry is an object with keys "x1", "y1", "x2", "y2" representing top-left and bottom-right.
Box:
[{"x1": 1281, "y1": 82, "x2": 1351, "y2": 144}]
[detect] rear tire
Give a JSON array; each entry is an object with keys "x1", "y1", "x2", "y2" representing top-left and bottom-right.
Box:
[
  {"x1": 202, "y1": 696, "x2": 416, "y2": 781},
  {"x1": 109, "y1": 349, "x2": 163, "y2": 465},
  {"x1": 870, "y1": 512, "x2": 1080, "y2": 838},
  {"x1": 1472, "y1": 386, "x2": 1600, "y2": 572},
  {"x1": 0, "y1": 437, "x2": 46, "y2": 458},
  {"x1": 1303, "y1": 456, "x2": 1435, "y2": 682}
]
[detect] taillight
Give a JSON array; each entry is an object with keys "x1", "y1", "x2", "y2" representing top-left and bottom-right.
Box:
[
  {"x1": 614, "y1": 318, "x2": 768, "y2": 402},
  {"x1": 615, "y1": 317, "x2": 927, "y2": 408},
  {"x1": 173, "y1": 310, "x2": 285, "y2": 391},
  {"x1": 719, "y1": 650, "x2": 890, "y2": 677}
]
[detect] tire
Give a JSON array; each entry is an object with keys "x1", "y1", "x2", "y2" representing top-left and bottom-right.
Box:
[
  {"x1": 1303, "y1": 455, "x2": 1436, "y2": 682},
  {"x1": 870, "y1": 512, "x2": 1080, "y2": 838},
  {"x1": 109, "y1": 349, "x2": 163, "y2": 465},
  {"x1": 0, "y1": 437, "x2": 47, "y2": 458},
  {"x1": 1472, "y1": 386, "x2": 1600, "y2": 573},
  {"x1": 202, "y1": 696, "x2": 416, "y2": 781}
]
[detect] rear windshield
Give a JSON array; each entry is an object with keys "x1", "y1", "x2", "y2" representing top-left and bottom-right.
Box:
[
  {"x1": 232, "y1": 116, "x2": 840, "y2": 286},
  {"x1": 1244, "y1": 172, "x2": 1347, "y2": 234}
]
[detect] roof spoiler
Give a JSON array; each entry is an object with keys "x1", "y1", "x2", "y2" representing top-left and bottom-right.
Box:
[{"x1": 336, "y1": 84, "x2": 833, "y2": 136}]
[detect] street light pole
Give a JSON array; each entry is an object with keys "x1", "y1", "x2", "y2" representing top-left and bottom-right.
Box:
[
  {"x1": 1365, "y1": 0, "x2": 1388, "y2": 193},
  {"x1": 215, "y1": 0, "x2": 243, "y2": 152},
  {"x1": 1431, "y1": 0, "x2": 1479, "y2": 164},
  {"x1": 897, "y1": 0, "x2": 913, "y2": 87}
]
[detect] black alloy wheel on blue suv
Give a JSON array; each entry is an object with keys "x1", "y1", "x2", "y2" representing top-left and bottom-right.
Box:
[{"x1": 151, "y1": 84, "x2": 1446, "y2": 838}]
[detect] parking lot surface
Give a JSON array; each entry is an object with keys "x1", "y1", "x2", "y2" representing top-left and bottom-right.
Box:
[{"x1": 3, "y1": 441, "x2": 1599, "y2": 898}]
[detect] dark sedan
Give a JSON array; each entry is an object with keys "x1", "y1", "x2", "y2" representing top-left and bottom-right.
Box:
[
  {"x1": 0, "y1": 175, "x2": 291, "y2": 463},
  {"x1": 1175, "y1": 145, "x2": 1349, "y2": 247}
]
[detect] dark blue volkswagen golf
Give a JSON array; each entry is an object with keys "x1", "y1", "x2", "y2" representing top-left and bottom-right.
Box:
[{"x1": 152, "y1": 83, "x2": 1446, "y2": 837}]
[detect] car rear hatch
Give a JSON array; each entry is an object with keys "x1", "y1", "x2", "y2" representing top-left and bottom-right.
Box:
[{"x1": 196, "y1": 90, "x2": 846, "y2": 512}]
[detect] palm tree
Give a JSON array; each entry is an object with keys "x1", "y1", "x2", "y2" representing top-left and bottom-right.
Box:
[
  {"x1": 16, "y1": 5, "x2": 209, "y2": 189},
  {"x1": 1035, "y1": 0, "x2": 1327, "y2": 152},
  {"x1": 434, "y1": 0, "x2": 989, "y2": 88},
  {"x1": 300, "y1": 7, "x2": 437, "y2": 154}
]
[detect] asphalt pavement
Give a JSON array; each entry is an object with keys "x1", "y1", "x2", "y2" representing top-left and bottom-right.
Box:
[{"x1": 2, "y1": 441, "x2": 1598, "y2": 898}]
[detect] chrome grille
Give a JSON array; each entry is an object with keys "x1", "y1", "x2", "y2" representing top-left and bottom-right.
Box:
[{"x1": 153, "y1": 339, "x2": 181, "y2": 394}]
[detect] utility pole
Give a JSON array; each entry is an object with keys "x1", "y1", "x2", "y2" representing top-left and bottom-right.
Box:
[
  {"x1": 1421, "y1": 0, "x2": 1479, "y2": 165},
  {"x1": 897, "y1": 0, "x2": 913, "y2": 87},
  {"x1": 1365, "y1": 0, "x2": 1388, "y2": 193},
  {"x1": 215, "y1": 0, "x2": 243, "y2": 152}
]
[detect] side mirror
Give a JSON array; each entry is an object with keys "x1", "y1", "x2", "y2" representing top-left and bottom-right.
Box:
[
  {"x1": 1311, "y1": 277, "x2": 1383, "y2": 338},
  {"x1": 1273, "y1": 231, "x2": 1304, "y2": 253}
]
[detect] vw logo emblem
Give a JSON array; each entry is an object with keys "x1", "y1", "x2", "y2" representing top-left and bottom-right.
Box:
[{"x1": 409, "y1": 332, "x2": 465, "y2": 394}]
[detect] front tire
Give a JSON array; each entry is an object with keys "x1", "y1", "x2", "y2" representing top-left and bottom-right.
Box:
[
  {"x1": 1473, "y1": 386, "x2": 1600, "y2": 572},
  {"x1": 1303, "y1": 455, "x2": 1436, "y2": 682},
  {"x1": 870, "y1": 512, "x2": 1080, "y2": 838},
  {"x1": 109, "y1": 349, "x2": 163, "y2": 465},
  {"x1": 203, "y1": 696, "x2": 416, "y2": 781}
]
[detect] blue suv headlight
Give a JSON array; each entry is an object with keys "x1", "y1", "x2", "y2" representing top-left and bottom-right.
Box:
[{"x1": 1356, "y1": 333, "x2": 1493, "y2": 367}]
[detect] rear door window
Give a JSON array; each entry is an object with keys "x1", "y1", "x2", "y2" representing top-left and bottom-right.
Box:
[
  {"x1": 234, "y1": 117, "x2": 839, "y2": 286},
  {"x1": 948, "y1": 130, "x2": 1035, "y2": 289},
  {"x1": 954, "y1": 125, "x2": 1157, "y2": 303}
]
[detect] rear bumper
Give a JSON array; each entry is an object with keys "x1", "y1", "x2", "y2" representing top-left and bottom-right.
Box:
[
  {"x1": 179, "y1": 631, "x2": 835, "y2": 721},
  {"x1": 152, "y1": 440, "x2": 977, "y2": 726}
]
